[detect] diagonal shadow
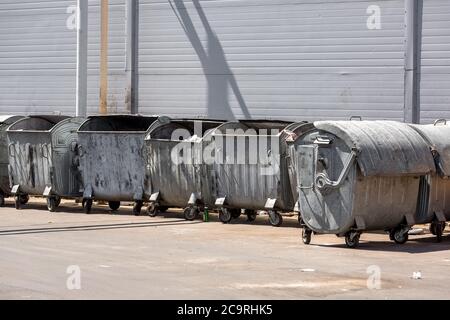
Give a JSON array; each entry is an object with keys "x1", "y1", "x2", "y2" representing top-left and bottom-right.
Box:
[
  {"x1": 0, "y1": 219, "x2": 202, "y2": 236},
  {"x1": 170, "y1": 0, "x2": 251, "y2": 120}
]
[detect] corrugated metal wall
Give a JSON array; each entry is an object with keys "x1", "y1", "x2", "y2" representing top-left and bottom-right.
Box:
[
  {"x1": 0, "y1": 0, "x2": 76, "y2": 115},
  {"x1": 138, "y1": 0, "x2": 406, "y2": 121},
  {"x1": 0, "y1": 0, "x2": 449, "y2": 122},
  {"x1": 421, "y1": 0, "x2": 450, "y2": 123},
  {"x1": 0, "y1": 0, "x2": 127, "y2": 115}
]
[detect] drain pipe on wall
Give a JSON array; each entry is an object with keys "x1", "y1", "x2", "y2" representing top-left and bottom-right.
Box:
[
  {"x1": 76, "y1": 0, "x2": 88, "y2": 117},
  {"x1": 99, "y1": 0, "x2": 109, "y2": 115},
  {"x1": 404, "y1": 0, "x2": 423, "y2": 124},
  {"x1": 126, "y1": 0, "x2": 139, "y2": 114}
]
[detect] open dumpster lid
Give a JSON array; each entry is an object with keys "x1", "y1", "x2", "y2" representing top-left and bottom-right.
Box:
[
  {"x1": 8, "y1": 115, "x2": 70, "y2": 132},
  {"x1": 146, "y1": 118, "x2": 225, "y2": 141},
  {"x1": 78, "y1": 115, "x2": 162, "y2": 132},
  {"x1": 0, "y1": 115, "x2": 24, "y2": 125},
  {"x1": 314, "y1": 120, "x2": 436, "y2": 177},
  {"x1": 410, "y1": 121, "x2": 450, "y2": 177}
]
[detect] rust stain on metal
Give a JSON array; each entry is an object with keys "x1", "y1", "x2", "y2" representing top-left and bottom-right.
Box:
[{"x1": 99, "y1": 0, "x2": 109, "y2": 115}]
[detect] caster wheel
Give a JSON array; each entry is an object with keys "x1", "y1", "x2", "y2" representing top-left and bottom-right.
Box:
[
  {"x1": 390, "y1": 228, "x2": 409, "y2": 244},
  {"x1": 108, "y1": 201, "x2": 120, "y2": 211},
  {"x1": 20, "y1": 194, "x2": 29, "y2": 205},
  {"x1": 133, "y1": 201, "x2": 143, "y2": 216},
  {"x1": 430, "y1": 222, "x2": 444, "y2": 243},
  {"x1": 14, "y1": 195, "x2": 21, "y2": 210},
  {"x1": 83, "y1": 199, "x2": 93, "y2": 214},
  {"x1": 184, "y1": 207, "x2": 199, "y2": 221},
  {"x1": 268, "y1": 211, "x2": 283, "y2": 227},
  {"x1": 147, "y1": 203, "x2": 159, "y2": 217},
  {"x1": 46, "y1": 196, "x2": 60, "y2": 212},
  {"x1": 302, "y1": 228, "x2": 312, "y2": 245},
  {"x1": 345, "y1": 231, "x2": 361, "y2": 248},
  {"x1": 245, "y1": 210, "x2": 257, "y2": 222},
  {"x1": 0, "y1": 194, "x2": 4, "y2": 207},
  {"x1": 219, "y1": 208, "x2": 232, "y2": 224}
]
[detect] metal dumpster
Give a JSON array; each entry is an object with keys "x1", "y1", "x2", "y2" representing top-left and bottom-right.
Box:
[
  {"x1": 0, "y1": 116, "x2": 25, "y2": 206},
  {"x1": 289, "y1": 120, "x2": 435, "y2": 248},
  {"x1": 77, "y1": 115, "x2": 165, "y2": 215},
  {"x1": 208, "y1": 120, "x2": 301, "y2": 227},
  {"x1": 7, "y1": 115, "x2": 84, "y2": 211},
  {"x1": 409, "y1": 119, "x2": 450, "y2": 241},
  {"x1": 144, "y1": 119, "x2": 225, "y2": 220}
]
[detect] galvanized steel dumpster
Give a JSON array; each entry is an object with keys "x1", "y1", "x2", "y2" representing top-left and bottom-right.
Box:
[
  {"x1": 410, "y1": 119, "x2": 450, "y2": 241},
  {"x1": 208, "y1": 120, "x2": 300, "y2": 227},
  {"x1": 144, "y1": 119, "x2": 225, "y2": 220},
  {"x1": 77, "y1": 115, "x2": 164, "y2": 215},
  {"x1": 0, "y1": 116, "x2": 24, "y2": 206},
  {"x1": 7, "y1": 116, "x2": 84, "y2": 211},
  {"x1": 289, "y1": 121, "x2": 435, "y2": 248}
]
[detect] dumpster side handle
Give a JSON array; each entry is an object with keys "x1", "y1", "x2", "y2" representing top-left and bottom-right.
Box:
[
  {"x1": 316, "y1": 150, "x2": 357, "y2": 191},
  {"x1": 8, "y1": 143, "x2": 15, "y2": 157}
]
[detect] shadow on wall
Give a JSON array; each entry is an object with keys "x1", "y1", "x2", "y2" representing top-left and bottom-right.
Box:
[{"x1": 170, "y1": 0, "x2": 251, "y2": 120}]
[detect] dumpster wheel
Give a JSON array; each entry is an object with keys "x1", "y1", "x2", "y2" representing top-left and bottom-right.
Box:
[
  {"x1": 430, "y1": 221, "x2": 445, "y2": 243},
  {"x1": 20, "y1": 194, "x2": 29, "y2": 205},
  {"x1": 108, "y1": 201, "x2": 120, "y2": 211},
  {"x1": 219, "y1": 208, "x2": 233, "y2": 224},
  {"x1": 0, "y1": 193, "x2": 4, "y2": 207},
  {"x1": 268, "y1": 210, "x2": 283, "y2": 227},
  {"x1": 83, "y1": 199, "x2": 93, "y2": 214},
  {"x1": 345, "y1": 231, "x2": 361, "y2": 248},
  {"x1": 133, "y1": 201, "x2": 144, "y2": 216},
  {"x1": 47, "y1": 196, "x2": 61, "y2": 212},
  {"x1": 184, "y1": 207, "x2": 200, "y2": 221},
  {"x1": 14, "y1": 195, "x2": 25, "y2": 210},
  {"x1": 245, "y1": 209, "x2": 257, "y2": 222},
  {"x1": 302, "y1": 227, "x2": 312, "y2": 245},
  {"x1": 147, "y1": 203, "x2": 160, "y2": 217},
  {"x1": 390, "y1": 227, "x2": 409, "y2": 245}
]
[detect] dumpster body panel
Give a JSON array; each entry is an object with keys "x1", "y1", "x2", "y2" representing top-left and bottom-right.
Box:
[
  {"x1": 144, "y1": 120, "x2": 225, "y2": 209},
  {"x1": 292, "y1": 121, "x2": 435, "y2": 236},
  {"x1": 410, "y1": 123, "x2": 450, "y2": 223},
  {"x1": 0, "y1": 116, "x2": 24, "y2": 197},
  {"x1": 209, "y1": 121, "x2": 297, "y2": 212},
  {"x1": 7, "y1": 116, "x2": 83, "y2": 198},
  {"x1": 79, "y1": 132, "x2": 147, "y2": 201},
  {"x1": 78, "y1": 116, "x2": 161, "y2": 202}
]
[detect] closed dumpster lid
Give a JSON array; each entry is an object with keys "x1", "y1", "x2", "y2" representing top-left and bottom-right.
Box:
[
  {"x1": 0, "y1": 115, "x2": 23, "y2": 125},
  {"x1": 314, "y1": 120, "x2": 436, "y2": 176},
  {"x1": 410, "y1": 120, "x2": 450, "y2": 177},
  {"x1": 8, "y1": 115, "x2": 70, "y2": 132},
  {"x1": 210, "y1": 120, "x2": 294, "y2": 137}
]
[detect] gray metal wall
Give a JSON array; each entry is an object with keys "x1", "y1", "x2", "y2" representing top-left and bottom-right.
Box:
[
  {"x1": 421, "y1": 0, "x2": 450, "y2": 123},
  {"x1": 138, "y1": 0, "x2": 406, "y2": 121},
  {"x1": 0, "y1": 0, "x2": 449, "y2": 123},
  {"x1": 0, "y1": 0, "x2": 127, "y2": 115}
]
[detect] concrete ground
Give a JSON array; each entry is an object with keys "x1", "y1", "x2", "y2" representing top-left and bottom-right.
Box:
[{"x1": 0, "y1": 198, "x2": 449, "y2": 300}]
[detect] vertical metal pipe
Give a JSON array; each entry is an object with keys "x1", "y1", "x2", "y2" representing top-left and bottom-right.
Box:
[
  {"x1": 76, "y1": 0, "x2": 88, "y2": 117},
  {"x1": 404, "y1": 0, "x2": 423, "y2": 124},
  {"x1": 126, "y1": 0, "x2": 139, "y2": 114},
  {"x1": 99, "y1": 0, "x2": 109, "y2": 115}
]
